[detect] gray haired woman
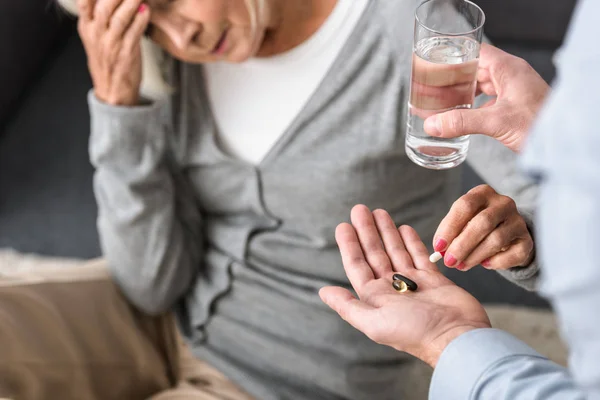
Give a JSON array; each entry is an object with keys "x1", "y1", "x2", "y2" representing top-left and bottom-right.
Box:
[{"x1": 0, "y1": 0, "x2": 539, "y2": 399}]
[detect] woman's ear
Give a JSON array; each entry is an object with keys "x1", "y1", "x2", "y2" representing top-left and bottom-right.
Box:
[{"x1": 56, "y1": 0, "x2": 79, "y2": 15}]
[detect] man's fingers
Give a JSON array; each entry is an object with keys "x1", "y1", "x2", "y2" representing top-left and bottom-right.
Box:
[
  {"x1": 350, "y1": 205, "x2": 392, "y2": 278},
  {"x1": 477, "y1": 43, "x2": 513, "y2": 70},
  {"x1": 335, "y1": 223, "x2": 375, "y2": 293},
  {"x1": 319, "y1": 286, "x2": 377, "y2": 331},
  {"x1": 423, "y1": 106, "x2": 500, "y2": 140},
  {"x1": 477, "y1": 81, "x2": 496, "y2": 97},
  {"x1": 398, "y1": 225, "x2": 436, "y2": 271},
  {"x1": 372, "y1": 209, "x2": 415, "y2": 274}
]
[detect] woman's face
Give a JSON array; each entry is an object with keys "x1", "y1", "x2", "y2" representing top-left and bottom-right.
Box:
[{"x1": 146, "y1": 0, "x2": 268, "y2": 63}]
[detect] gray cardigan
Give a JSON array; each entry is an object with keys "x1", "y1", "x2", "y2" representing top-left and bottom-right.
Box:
[{"x1": 88, "y1": 0, "x2": 539, "y2": 398}]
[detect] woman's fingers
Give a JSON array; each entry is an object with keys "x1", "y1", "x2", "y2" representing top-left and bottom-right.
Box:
[
  {"x1": 433, "y1": 185, "x2": 533, "y2": 271},
  {"x1": 398, "y1": 225, "x2": 437, "y2": 271},
  {"x1": 460, "y1": 216, "x2": 531, "y2": 270},
  {"x1": 94, "y1": 0, "x2": 123, "y2": 28},
  {"x1": 443, "y1": 206, "x2": 509, "y2": 269},
  {"x1": 122, "y1": 4, "x2": 151, "y2": 53},
  {"x1": 481, "y1": 239, "x2": 534, "y2": 271},
  {"x1": 350, "y1": 205, "x2": 392, "y2": 278},
  {"x1": 77, "y1": 0, "x2": 95, "y2": 22},
  {"x1": 432, "y1": 186, "x2": 489, "y2": 256},
  {"x1": 372, "y1": 209, "x2": 415, "y2": 274},
  {"x1": 335, "y1": 223, "x2": 375, "y2": 294},
  {"x1": 108, "y1": 0, "x2": 145, "y2": 41}
]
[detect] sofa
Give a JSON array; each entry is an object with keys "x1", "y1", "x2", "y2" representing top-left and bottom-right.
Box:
[{"x1": 0, "y1": 0, "x2": 578, "y2": 308}]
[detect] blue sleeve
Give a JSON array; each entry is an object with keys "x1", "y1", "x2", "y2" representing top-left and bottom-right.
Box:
[
  {"x1": 431, "y1": 0, "x2": 600, "y2": 398},
  {"x1": 430, "y1": 329, "x2": 583, "y2": 400}
]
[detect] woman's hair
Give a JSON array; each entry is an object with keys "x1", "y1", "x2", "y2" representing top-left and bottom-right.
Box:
[{"x1": 56, "y1": 0, "x2": 264, "y2": 100}]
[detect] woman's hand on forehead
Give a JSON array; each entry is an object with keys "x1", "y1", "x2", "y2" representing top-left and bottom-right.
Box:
[{"x1": 77, "y1": 0, "x2": 151, "y2": 105}]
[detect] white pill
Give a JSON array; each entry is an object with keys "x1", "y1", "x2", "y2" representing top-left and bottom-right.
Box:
[{"x1": 429, "y1": 251, "x2": 443, "y2": 263}]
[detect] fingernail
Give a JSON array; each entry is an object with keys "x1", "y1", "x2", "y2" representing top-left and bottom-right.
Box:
[
  {"x1": 481, "y1": 259, "x2": 491, "y2": 268},
  {"x1": 424, "y1": 116, "x2": 441, "y2": 137},
  {"x1": 138, "y1": 4, "x2": 147, "y2": 13},
  {"x1": 456, "y1": 262, "x2": 466, "y2": 270},
  {"x1": 445, "y1": 253, "x2": 457, "y2": 267},
  {"x1": 434, "y1": 238, "x2": 447, "y2": 252}
]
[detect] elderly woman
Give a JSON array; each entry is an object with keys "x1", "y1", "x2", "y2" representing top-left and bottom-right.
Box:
[{"x1": 0, "y1": 0, "x2": 538, "y2": 399}]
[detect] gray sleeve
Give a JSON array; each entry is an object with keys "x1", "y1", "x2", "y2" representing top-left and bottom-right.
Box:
[
  {"x1": 88, "y1": 91, "x2": 202, "y2": 315},
  {"x1": 466, "y1": 129, "x2": 540, "y2": 291}
]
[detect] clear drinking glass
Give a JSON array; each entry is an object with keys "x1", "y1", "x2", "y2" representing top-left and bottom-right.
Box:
[{"x1": 405, "y1": 0, "x2": 485, "y2": 170}]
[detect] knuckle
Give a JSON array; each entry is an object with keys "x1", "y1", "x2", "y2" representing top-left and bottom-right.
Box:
[
  {"x1": 498, "y1": 195, "x2": 517, "y2": 210},
  {"x1": 110, "y1": 14, "x2": 126, "y2": 30},
  {"x1": 514, "y1": 56, "x2": 531, "y2": 71},
  {"x1": 454, "y1": 196, "x2": 479, "y2": 216},
  {"x1": 445, "y1": 111, "x2": 465, "y2": 135},
  {"x1": 514, "y1": 242, "x2": 533, "y2": 262},
  {"x1": 513, "y1": 217, "x2": 530, "y2": 235},
  {"x1": 475, "y1": 211, "x2": 497, "y2": 232},
  {"x1": 488, "y1": 231, "x2": 506, "y2": 250},
  {"x1": 470, "y1": 184, "x2": 495, "y2": 198}
]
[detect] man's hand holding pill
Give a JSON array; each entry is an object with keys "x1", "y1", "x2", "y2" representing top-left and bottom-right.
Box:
[{"x1": 431, "y1": 184, "x2": 534, "y2": 272}]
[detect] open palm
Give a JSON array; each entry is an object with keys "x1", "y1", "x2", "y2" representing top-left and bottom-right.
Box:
[{"x1": 320, "y1": 205, "x2": 490, "y2": 367}]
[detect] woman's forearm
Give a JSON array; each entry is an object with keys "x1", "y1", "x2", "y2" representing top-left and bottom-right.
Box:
[{"x1": 88, "y1": 92, "x2": 202, "y2": 315}]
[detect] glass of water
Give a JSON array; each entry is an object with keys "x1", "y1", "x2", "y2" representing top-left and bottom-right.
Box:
[{"x1": 405, "y1": 0, "x2": 485, "y2": 170}]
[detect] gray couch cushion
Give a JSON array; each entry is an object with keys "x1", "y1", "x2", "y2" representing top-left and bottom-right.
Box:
[
  {"x1": 0, "y1": 35, "x2": 99, "y2": 259},
  {"x1": 0, "y1": 1, "x2": 72, "y2": 128},
  {"x1": 475, "y1": 0, "x2": 577, "y2": 45}
]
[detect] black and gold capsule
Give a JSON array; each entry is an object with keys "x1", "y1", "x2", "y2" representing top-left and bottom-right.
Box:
[
  {"x1": 392, "y1": 280, "x2": 409, "y2": 293},
  {"x1": 392, "y1": 273, "x2": 418, "y2": 292}
]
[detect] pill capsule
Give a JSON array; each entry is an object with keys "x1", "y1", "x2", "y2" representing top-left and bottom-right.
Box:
[
  {"x1": 429, "y1": 251, "x2": 444, "y2": 263},
  {"x1": 392, "y1": 274, "x2": 418, "y2": 291},
  {"x1": 393, "y1": 280, "x2": 409, "y2": 293}
]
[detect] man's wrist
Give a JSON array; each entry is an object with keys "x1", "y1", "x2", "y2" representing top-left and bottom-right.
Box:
[{"x1": 421, "y1": 324, "x2": 489, "y2": 368}]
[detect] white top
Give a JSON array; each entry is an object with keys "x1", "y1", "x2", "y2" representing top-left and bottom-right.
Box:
[{"x1": 203, "y1": 0, "x2": 369, "y2": 164}]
